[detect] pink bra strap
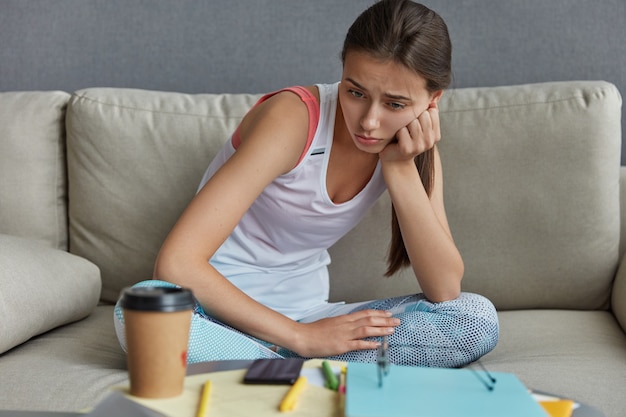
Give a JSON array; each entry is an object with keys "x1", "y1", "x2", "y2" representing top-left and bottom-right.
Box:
[{"x1": 231, "y1": 86, "x2": 320, "y2": 166}]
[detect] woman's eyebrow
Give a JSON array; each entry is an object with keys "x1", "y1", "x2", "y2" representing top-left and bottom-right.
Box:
[
  {"x1": 345, "y1": 77, "x2": 411, "y2": 101},
  {"x1": 385, "y1": 92, "x2": 412, "y2": 101}
]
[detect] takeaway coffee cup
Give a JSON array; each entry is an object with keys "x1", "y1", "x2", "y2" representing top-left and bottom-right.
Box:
[{"x1": 120, "y1": 286, "x2": 195, "y2": 398}]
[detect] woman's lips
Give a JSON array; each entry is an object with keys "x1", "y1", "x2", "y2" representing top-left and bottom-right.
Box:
[{"x1": 355, "y1": 135, "x2": 383, "y2": 146}]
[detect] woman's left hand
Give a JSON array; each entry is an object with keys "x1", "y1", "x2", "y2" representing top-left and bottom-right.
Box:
[{"x1": 379, "y1": 103, "x2": 441, "y2": 162}]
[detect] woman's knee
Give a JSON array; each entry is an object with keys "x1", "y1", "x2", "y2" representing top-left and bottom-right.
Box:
[
  {"x1": 415, "y1": 292, "x2": 499, "y2": 363},
  {"x1": 453, "y1": 292, "x2": 499, "y2": 359}
]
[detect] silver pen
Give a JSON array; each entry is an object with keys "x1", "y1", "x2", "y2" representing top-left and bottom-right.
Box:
[{"x1": 377, "y1": 334, "x2": 390, "y2": 388}]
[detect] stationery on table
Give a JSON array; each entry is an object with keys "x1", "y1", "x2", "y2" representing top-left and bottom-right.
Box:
[
  {"x1": 279, "y1": 376, "x2": 308, "y2": 412},
  {"x1": 338, "y1": 366, "x2": 347, "y2": 413},
  {"x1": 242, "y1": 358, "x2": 308, "y2": 412},
  {"x1": 376, "y1": 335, "x2": 390, "y2": 388},
  {"x1": 539, "y1": 400, "x2": 575, "y2": 417},
  {"x1": 321, "y1": 360, "x2": 339, "y2": 391},
  {"x1": 345, "y1": 362, "x2": 549, "y2": 417},
  {"x1": 116, "y1": 359, "x2": 339, "y2": 417},
  {"x1": 104, "y1": 358, "x2": 580, "y2": 417},
  {"x1": 534, "y1": 392, "x2": 576, "y2": 417},
  {"x1": 195, "y1": 381, "x2": 212, "y2": 417},
  {"x1": 338, "y1": 366, "x2": 347, "y2": 394}
]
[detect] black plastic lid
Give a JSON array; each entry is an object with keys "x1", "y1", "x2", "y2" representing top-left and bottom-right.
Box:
[{"x1": 120, "y1": 286, "x2": 195, "y2": 312}]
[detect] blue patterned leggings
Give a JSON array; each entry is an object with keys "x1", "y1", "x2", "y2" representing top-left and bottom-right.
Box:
[{"x1": 114, "y1": 280, "x2": 499, "y2": 368}]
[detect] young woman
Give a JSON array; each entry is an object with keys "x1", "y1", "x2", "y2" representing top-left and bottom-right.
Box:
[{"x1": 115, "y1": 0, "x2": 499, "y2": 367}]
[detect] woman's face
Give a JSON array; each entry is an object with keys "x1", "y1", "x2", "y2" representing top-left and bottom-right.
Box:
[{"x1": 339, "y1": 51, "x2": 441, "y2": 154}]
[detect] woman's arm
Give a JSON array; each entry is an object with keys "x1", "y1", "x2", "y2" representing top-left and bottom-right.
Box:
[
  {"x1": 154, "y1": 91, "x2": 308, "y2": 348},
  {"x1": 154, "y1": 90, "x2": 398, "y2": 356},
  {"x1": 380, "y1": 105, "x2": 464, "y2": 302}
]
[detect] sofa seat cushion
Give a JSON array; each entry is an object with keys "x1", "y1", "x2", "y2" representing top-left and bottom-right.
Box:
[
  {"x1": 0, "y1": 234, "x2": 101, "y2": 353},
  {"x1": 0, "y1": 305, "x2": 127, "y2": 412},
  {"x1": 484, "y1": 310, "x2": 626, "y2": 417}
]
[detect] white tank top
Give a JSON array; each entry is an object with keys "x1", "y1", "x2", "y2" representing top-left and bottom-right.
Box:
[{"x1": 197, "y1": 83, "x2": 387, "y2": 320}]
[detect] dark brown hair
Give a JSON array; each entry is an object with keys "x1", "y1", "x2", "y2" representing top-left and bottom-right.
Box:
[{"x1": 341, "y1": 0, "x2": 452, "y2": 276}]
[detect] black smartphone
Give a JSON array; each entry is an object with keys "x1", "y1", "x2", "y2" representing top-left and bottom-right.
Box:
[{"x1": 242, "y1": 358, "x2": 305, "y2": 385}]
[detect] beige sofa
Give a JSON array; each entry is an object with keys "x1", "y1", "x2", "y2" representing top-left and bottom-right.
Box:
[{"x1": 1, "y1": 81, "x2": 625, "y2": 416}]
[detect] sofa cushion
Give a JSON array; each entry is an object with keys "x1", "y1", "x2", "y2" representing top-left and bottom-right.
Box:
[
  {"x1": 329, "y1": 81, "x2": 622, "y2": 310},
  {"x1": 0, "y1": 234, "x2": 101, "y2": 354},
  {"x1": 66, "y1": 88, "x2": 261, "y2": 303},
  {"x1": 0, "y1": 305, "x2": 127, "y2": 412},
  {"x1": 0, "y1": 91, "x2": 71, "y2": 250},
  {"x1": 440, "y1": 81, "x2": 621, "y2": 310},
  {"x1": 485, "y1": 310, "x2": 626, "y2": 417}
]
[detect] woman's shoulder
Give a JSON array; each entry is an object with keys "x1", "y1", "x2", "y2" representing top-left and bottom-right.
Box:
[
  {"x1": 238, "y1": 87, "x2": 311, "y2": 132},
  {"x1": 231, "y1": 86, "x2": 318, "y2": 172},
  {"x1": 262, "y1": 84, "x2": 319, "y2": 102},
  {"x1": 272, "y1": 83, "x2": 341, "y2": 106}
]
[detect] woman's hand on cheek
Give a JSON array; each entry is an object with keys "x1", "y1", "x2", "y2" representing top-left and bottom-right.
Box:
[{"x1": 380, "y1": 103, "x2": 441, "y2": 162}]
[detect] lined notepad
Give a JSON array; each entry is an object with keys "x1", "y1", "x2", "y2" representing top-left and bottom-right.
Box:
[{"x1": 345, "y1": 362, "x2": 548, "y2": 417}]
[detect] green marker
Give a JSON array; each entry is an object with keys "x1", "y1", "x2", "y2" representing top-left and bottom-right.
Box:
[{"x1": 322, "y1": 360, "x2": 339, "y2": 391}]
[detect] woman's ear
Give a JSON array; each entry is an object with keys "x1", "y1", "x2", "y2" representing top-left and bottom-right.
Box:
[{"x1": 430, "y1": 90, "x2": 444, "y2": 106}]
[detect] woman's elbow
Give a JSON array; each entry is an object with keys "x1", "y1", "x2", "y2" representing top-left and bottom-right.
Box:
[
  {"x1": 424, "y1": 263, "x2": 464, "y2": 303},
  {"x1": 153, "y1": 247, "x2": 188, "y2": 286}
]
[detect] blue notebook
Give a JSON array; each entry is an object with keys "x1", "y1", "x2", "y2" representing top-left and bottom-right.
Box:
[{"x1": 345, "y1": 363, "x2": 548, "y2": 417}]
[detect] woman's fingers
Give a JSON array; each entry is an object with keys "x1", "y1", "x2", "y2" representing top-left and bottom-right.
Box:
[
  {"x1": 343, "y1": 309, "x2": 399, "y2": 340},
  {"x1": 394, "y1": 106, "x2": 441, "y2": 157},
  {"x1": 296, "y1": 310, "x2": 400, "y2": 357}
]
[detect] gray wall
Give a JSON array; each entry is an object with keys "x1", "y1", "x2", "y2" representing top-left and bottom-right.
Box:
[{"x1": 1, "y1": 0, "x2": 624, "y2": 162}]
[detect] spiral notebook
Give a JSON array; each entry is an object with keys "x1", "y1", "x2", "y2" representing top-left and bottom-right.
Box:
[{"x1": 345, "y1": 362, "x2": 548, "y2": 417}]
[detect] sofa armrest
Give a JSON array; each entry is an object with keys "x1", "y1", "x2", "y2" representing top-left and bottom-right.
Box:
[
  {"x1": 615, "y1": 166, "x2": 626, "y2": 332},
  {"x1": 613, "y1": 253, "x2": 626, "y2": 333},
  {"x1": 620, "y1": 166, "x2": 626, "y2": 259}
]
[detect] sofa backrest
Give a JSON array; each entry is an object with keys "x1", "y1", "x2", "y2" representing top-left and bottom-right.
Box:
[
  {"x1": 442, "y1": 82, "x2": 621, "y2": 310},
  {"x1": 330, "y1": 81, "x2": 622, "y2": 311},
  {"x1": 65, "y1": 89, "x2": 261, "y2": 302},
  {"x1": 0, "y1": 91, "x2": 71, "y2": 250},
  {"x1": 64, "y1": 81, "x2": 622, "y2": 310}
]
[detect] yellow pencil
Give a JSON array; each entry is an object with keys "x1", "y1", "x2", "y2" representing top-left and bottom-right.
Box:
[
  {"x1": 196, "y1": 380, "x2": 212, "y2": 417},
  {"x1": 279, "y1": 376, "x2": 307, "y2": 412}
]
